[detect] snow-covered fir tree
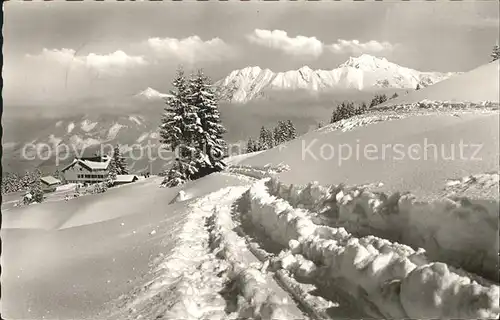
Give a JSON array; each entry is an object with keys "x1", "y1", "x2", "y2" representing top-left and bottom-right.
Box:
[
  {"x1": 188, "y1": 69, "x2": 227, "y2": 175},
  {"x1": 285, "y1": 120, "x2": 297, "y2": 141},
  {"x1": 53, "y1": 169, "x2": 65, "y2": 183},
  {"x1": 160, "y1": 67, "x2": 210, "y2": 186},
  {"x1": 491, "y1": 45, "x2": 499, "y2": 62},
  {"x1": 112, "y1": 145, "x2": 128, "y2": 175},
  {"x1": 416, "y1": 84, "x2": 421, "y2": 90},
  {"x1": 164, "y1": 161, "x2": 185, "y2": 188},
  {"x1": 107, "y1": 156, "x2": 118, "y2": 185},
  {"x1": 258, "y1": 126, "x2": 274, "y2": 150},
  {"x1": 274, "y1": 121, "x2": 289, "y2": 145},
  {"x1": 272, "y1": 124, "x2": 282, "y2": 145},
  {"x1": 246, "y1": 137, "x2": 259, "y2": 153},
  {"x1": 331, "y1": 101, "x2": 356, "y2": 123},
  {"x1": 1, "y1": 172, "x2": 22, "y2": 194},
  {"x1": 28, "y1": 169, "x2": 44, "y2": 203},
  {"x1": 160, "y1": 67, "x2": 229, "y2": 187},
  {"x1": 369, "y1": 94, "x2": 388, "y2": 107}
]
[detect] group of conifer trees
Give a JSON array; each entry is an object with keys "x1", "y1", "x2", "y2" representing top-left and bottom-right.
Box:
[
  {"x1": 160, "y1": 68, "x2": 227, "y2": 187},
  {"x1": 246, "y1": 120, "x2": 297, "y2": 153}
]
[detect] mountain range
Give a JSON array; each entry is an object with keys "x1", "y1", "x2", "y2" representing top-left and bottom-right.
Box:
[
  {"x1": 5, "y1": 54, "x2": 481, "y2": 175},
  {"x1": 213, "y1": 54, "x2": 457, "y2": 103},
  {"x1": 133, "y1": 55, "x2": 456, "y2": 104}
]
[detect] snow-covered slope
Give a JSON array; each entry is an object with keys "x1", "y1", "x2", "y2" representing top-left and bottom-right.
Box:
[
  {"x1": 382, "y1": 60, "x2": 500, "y2": 105},
  {"x1": 235, "y1": 111, "x2": 499, "y2": 198},
  {"x1": 215, "y1": 54, "x2": 456, "y2": 103}
]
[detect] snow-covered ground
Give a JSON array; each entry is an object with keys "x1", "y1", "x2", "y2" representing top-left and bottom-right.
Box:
[
  {"x1": 235, "y1": 110, "x2": 499, "y2": 199},
  {"x1": 4, "y1": 61, "x2": 499, "y2": 319},
  {"x1": 1, "y1": 174, "x2": 253, "y2": 319},
  {"x1": 382, "y1": 60, "x2": 499, "y2": 105}
]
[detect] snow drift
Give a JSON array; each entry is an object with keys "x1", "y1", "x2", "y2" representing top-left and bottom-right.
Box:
[
  {"x1": 242, "y1": 178, "x2": 499, "y2": 319},
  {"x1": 264, "y1": 176, "x2": 499, "y2": 282}
]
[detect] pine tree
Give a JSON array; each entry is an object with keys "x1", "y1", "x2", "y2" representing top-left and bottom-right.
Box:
[
  {"x1": 273, "y1": 121, "x2": 287, "y2": 145},
  {"x1": 160, "y1": 67, "x2": 201, "y2": 186},
  {"x1": 416, "y1": 84, "x2": 421, "y2": 90},
  {"x1": 331, "y1": 101, "x2": 358, "y2": 123},
  {"x1": 162, "y1": 161, "x2": 185, "y2": 187},
  {"x1": 107, "y1": 156, "x2": 118, "y2": 184},
  {"x1": 391, "y1": 92, "x2": 399, "y2": 99},
  {"x1": 1, "y1": 172, "x2": 22, "y2": 194},
  {"x1": 267, "y1": 128, "x2": 275, "y2": 148},
  {"x1": 53, "y1": 169, "x2": 65, "y2": 183},
  {"x1": 189, "y1": 69, "x2": 227, "y2": 173},
  {"x1": 492, "y1": 45, "x2": 500, "y2": 61},
  {"x1": 29, "y1": 169, "x2": 44, "y2": 203},
  {"x1": 317, "y1": 121, "x2": 324, "y2": 129},
  {"x1": 491, "y1": 45, "x2": 500, "y2": 62},
  {"x1": 246, "y1": 137, "x2": 257, "y2": 153},
  {"x1": 379, "y1": 94, "x2": 388, "y2": 104},
  {"x1": 258, "y1": 126, "x2": 274, "y2": 150},
  {"x1": 359, "y1": 102, "x2": 368, "y2": 114},
  {"x1": 285, "y1": 120, "x2": 297, "y2": 141},
  {"x1": 112, "y1": 145, "x2": 128, "y2": 175}
]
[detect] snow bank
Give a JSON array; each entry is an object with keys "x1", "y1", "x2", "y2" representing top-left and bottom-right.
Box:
[
  {"x1": 244, "y1": 179, "x2": 499, "y2": 319},
  {"x1": 264, "y1": 177, "x2": 499, "y2": 282}
]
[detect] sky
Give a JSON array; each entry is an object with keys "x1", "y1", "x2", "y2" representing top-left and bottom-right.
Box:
[{"x1": 3, "y1": 0, "x2": 499, "y2": 108}]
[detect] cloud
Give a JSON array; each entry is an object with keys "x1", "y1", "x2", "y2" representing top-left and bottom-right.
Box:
[
  {"x1": 328, "y1": 39, "x2": 395, "y2": 54},
  {"x1": 26, "y1": 48, "x2": 148, "y2": 75},
  {"x1": 246, "y1": 29, "x2": 323, "y2": 58},
  {"x1": 147, "y1": 36, "x2": 234, "y2": 63},
  {"x1": 246, "y1": 29, "x2": 394, "y2": 58},
  {"x1": 85, "y1": 51, "x2": 147, "y2": 71},
  {"x1": 26, "y1": 48, "x2": 82, "y2": 65}
]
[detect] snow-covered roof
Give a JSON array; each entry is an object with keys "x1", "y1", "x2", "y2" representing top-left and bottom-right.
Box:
[
  {"x1": 61, "y1": 155, "x2": 112, "y2": 172},
  {"x1": 41, "y1": 176, "x2": 61, "y2": 185},
  {"x1": 115, "y1": 174, "x2": 139, "y2": 183}
]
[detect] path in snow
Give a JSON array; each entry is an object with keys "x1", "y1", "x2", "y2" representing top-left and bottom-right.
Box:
[
  {"x1": 1, "y1": 174, "x2": 253, "y2": 320},
  {"x1": 104, "y1": 185, "x2": 306, "y2": 320}
]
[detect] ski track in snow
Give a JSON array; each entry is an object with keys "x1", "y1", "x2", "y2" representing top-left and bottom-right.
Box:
[
  {"x1": 106, "y1": 186, "x2": 305, "y2": 320},
  {"x1": 105, "y1": 167, "x2": 499, "y2": 319}
]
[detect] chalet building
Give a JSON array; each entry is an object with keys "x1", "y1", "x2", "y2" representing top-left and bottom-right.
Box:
[
  {"x1": 40, "y1": 176, "x2": 61, "y2": 192},
  {"x1": 61, "y1": 155, "x2": 111, "y2": 184},
  {"x1": 114, "y1": 174, "x2": 139, "y2": 186}
]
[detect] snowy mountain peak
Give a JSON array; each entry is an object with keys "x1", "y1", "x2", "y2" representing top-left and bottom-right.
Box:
[
  {"x1": 215, "y1": 55, "x2": 457, "y2": 103},
  {"x1": 238, "y1": 66, "x2": 263, "y2": 76},
  {"x1": 339, "y1": 54, "x2": 391, "y2": 70},
  {"x1": 135, "y1": 87, "x2": 172, "y2": 100},
  {"x1": 298, "y1": 65, "x2": 314, "y2": 73}
]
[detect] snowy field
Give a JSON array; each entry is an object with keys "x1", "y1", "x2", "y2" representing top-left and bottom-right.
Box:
[
  {"x1": 4, "y1": 102, "x2": 499, "y2": 319},
  {"x1": 3, "y1": 55, "x2": 499, "y2": 319},
  {"x1": 1, "y1": 174, "x2": 255, "y2": 319}
]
